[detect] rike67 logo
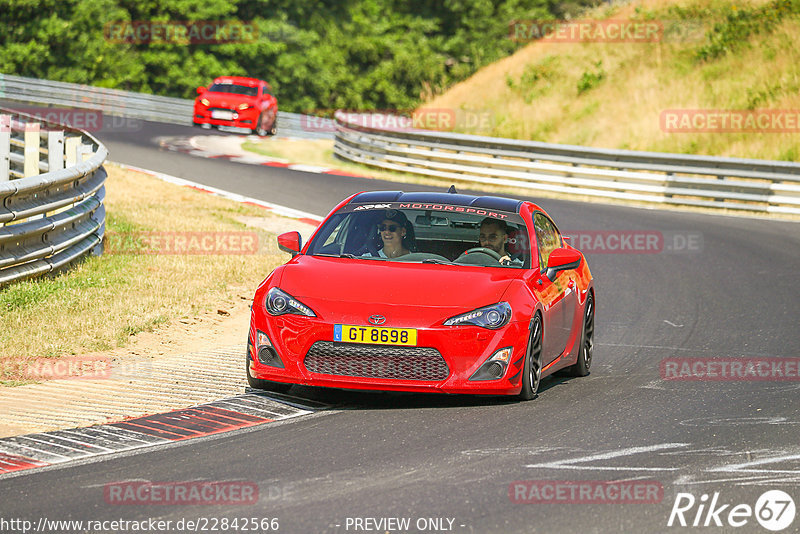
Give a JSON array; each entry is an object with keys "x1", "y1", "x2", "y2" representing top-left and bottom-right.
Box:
[{"x1": 668, "y1": 490, "x2": 796, "y2": 531}]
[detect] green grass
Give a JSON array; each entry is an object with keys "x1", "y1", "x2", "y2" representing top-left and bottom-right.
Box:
[{"x1": 0, "y1": 164, "x2": 286, "y2": 369}]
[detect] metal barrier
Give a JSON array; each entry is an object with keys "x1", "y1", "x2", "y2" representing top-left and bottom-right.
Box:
[
  {"x1": 0, "y1": 107, "x2": 106, "y2": 286},
  {"x1": 333, "y1": 112, "x2": 800, "y2": 215},
  {"x1": 0, "y1": 73, "x2": 332, "y2": 140}
]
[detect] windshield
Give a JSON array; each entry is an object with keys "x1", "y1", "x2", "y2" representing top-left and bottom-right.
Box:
[
  {"x1": 306, "y1": 203, "x2": 530, "y2": 268},
  {"x1": 208, "y1": 83, "x2": 258, "y2": 96}
]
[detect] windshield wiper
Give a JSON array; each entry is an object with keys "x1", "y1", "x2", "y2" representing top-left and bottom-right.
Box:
[
  {"x1": 312, "y1": 253, "x2": 358, "y2": 259},
  {"x1": 421, "y1": 258, "x2": 452, "y2": 264}
]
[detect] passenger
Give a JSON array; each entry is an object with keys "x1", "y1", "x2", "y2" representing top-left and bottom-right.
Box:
[
  {"x1": 368, "y1": 210, "x2": 415, "y2": 258},
  {"x1": 479, "y1": 217, "x2": 522, "y2": 265}
]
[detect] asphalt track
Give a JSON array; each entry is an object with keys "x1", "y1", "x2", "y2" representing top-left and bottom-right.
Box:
[{"x1": 1, "y1": 120, "x2": 799, "y2": 533}]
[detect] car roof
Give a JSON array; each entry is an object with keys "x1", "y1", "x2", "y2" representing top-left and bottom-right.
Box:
[{"x1": 348, "y1": 190, "x2": 524, "y2": 214}]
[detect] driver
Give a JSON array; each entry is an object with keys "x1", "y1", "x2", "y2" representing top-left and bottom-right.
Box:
[{"x1": 479, "y1": 217, "x2": 522, "y2": 265}]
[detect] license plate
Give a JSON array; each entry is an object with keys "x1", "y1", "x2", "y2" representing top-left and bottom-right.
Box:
[
  {"x1": 211, "y1": 110, "x2": 234, "y2": 120},
  {"x1": 334, "y1": 325, "x2": 417, "y2": 346}
]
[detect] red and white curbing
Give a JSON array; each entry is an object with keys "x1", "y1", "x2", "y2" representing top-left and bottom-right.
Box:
[
  {"x1": 0, "y1": 393, "x2": 325, "y2": 477},
  {"x1": 160, "y1": 134, "x2": 367, "y2": 180}
]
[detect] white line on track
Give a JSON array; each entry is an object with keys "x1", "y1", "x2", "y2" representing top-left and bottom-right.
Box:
[
  {"x1": 525, "y1": 442, "x2": 690, "y2": 471},
  {"x1": 708, "y1": 452, "x2": 800, "y2": 474},
  {"x1": 111, "y1": 162, "x2": 324, "y2": 224}
]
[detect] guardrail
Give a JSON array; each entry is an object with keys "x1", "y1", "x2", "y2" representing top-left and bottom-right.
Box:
[
  {"x1": 333, "y1": 111, "x2": 800, "y2": 215},
  {"x1": 0, "y1": 73, "x2": 332, "y2": 140},
  {"x1": 0, "y1": 107, "x2": 106, "y2": 286}
]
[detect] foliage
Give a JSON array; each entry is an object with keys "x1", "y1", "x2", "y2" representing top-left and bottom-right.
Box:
[
  {"x1": 576, "y1": 60, "x2": 604, "y2": 94},
  {"x1": 0, "y1": 0, "x2": 600, "y2": 112},
  {"x1": 663, "y1": 0, "x2": 800, "y2": 62},
  {"x1": 507, "y1": 55, "x2": 559, "y2": 103}
]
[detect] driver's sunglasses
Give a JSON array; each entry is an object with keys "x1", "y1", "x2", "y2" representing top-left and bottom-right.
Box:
[{"x1": 379, "y1": 224, "x2": 400, "y2": 232}]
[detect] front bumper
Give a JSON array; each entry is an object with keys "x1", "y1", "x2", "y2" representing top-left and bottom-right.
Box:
[
  {"x1": 247, "y1": 306, "x2": 529, "y2": 396},
  {"x1": 193, "y1": 106, "x2": 259, "y2": 129}
]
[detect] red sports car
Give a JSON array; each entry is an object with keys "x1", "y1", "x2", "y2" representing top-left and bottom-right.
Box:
[
  {"x1": 193, "y1": 76, "x2": 278, "y2": 136},
  {"x1": 247, "y1": 189, "x2": 595, "y2": 400}
]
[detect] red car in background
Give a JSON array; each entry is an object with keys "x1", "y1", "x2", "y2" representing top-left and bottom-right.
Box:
[
  {"x1": 193, "y1": 76, "x2": 278, "y2": 136},
  {"x1": 247, "y1": 189, "x2": 595, "y2": 400}
]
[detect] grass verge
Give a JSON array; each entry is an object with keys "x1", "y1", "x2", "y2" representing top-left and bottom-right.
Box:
[{"x1": 0, "y1": 164, "x2": 287, "y2": 379}]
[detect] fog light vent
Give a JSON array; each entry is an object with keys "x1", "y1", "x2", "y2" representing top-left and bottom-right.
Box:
[
  {"x1": 486, "y1": 361, "x2": 504, "y2": 379},
  {"x1": 258, "y1": 346, "x2": 276, "y2": 364}
]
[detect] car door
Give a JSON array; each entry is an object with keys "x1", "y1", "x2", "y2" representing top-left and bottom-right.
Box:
[{"x1": 532, "y1": 212, "x2": 577, "y2": 362}]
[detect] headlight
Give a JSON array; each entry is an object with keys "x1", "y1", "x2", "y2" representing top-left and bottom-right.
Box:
[
  {"x1": 443, "y1": 302, "x2": 511, "y2": 329},
  {"x1": 265, "y1": 287, "x2": 316, "y2": 317},
  {"x1": 237, "y1": 102, "x2": 252, "y2": 110},
  {"x1": 200, "y1": 98, "x2": 210, "y2": 106}
]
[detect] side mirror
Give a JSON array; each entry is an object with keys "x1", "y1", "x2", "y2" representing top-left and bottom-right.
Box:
[
  {"x1": 277, "y1": 231, "x2": 302, "y2": 256},
  {"x1": 196, "y1": 86, "x2": 206, "y2": 95},
  {"x1": 545, "y1": 247, "x2": 581, "y2": 280}
]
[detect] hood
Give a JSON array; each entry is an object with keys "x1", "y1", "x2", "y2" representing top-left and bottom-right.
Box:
[
  {"x1": 199, "y1": 91, "x2": 258, "y2": 108},
  {"x1": 277, "y1": 256, "x2": 519, "y2": 323}
]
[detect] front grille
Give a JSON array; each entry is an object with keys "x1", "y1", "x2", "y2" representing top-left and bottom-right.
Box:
[{"x1": 304, "y1": 341, "x2": 449, "y2": 381}]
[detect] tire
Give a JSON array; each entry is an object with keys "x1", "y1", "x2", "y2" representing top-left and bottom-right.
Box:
[
  {"x1": 253, "y1": 113, "x2": 266, "y2": 136},
  {"x1": 565, "y1": 292, "x2": 594, "y2": 377},
  {"x1": 253, "y1": 110, "x2": 277, "y2": 137},
  {"x1": 518, "y1": 314, "x2": 543, "y2": 400},
  {"x1": 246, "y1": 353, "x2": 291, "y2": 393}
]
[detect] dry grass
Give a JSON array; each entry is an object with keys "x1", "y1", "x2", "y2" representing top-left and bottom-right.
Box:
[
  {"x1": 425, "y1": 0, "x2": 800, "y2": 161},
  {"x1": 0, "y1": 164, "x2": 287, "y2": 371}
]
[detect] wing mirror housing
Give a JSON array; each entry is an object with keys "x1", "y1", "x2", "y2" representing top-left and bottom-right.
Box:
[
  {"x1": 545, "y1": 247, "x2": 581, "y2": 280},
  {"x1": 196, "y1": 86, "x2": 206, "y2": 95},
  {"x1": 277, "y1": 231, "x2": 302, "y2": 256}
]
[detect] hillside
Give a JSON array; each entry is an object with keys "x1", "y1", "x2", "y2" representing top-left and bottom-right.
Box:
[
  {"x1": 0, "y1": 0, "x2": 596, "y2": 113},
  {"x1": 423, "y1": 0, "x2": 800, "y2": 161}
]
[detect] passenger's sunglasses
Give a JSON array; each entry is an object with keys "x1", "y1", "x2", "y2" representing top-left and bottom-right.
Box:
[{"x1": 379, "y1": 224, "x2": 400, "y2": 232}]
